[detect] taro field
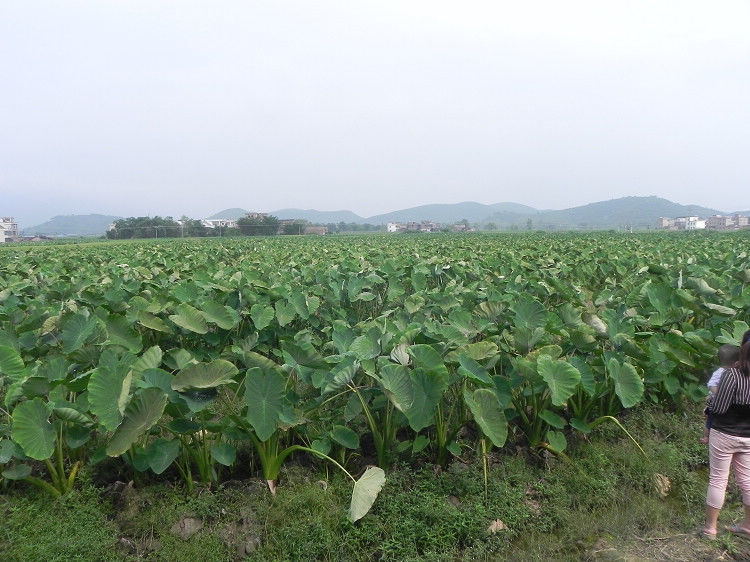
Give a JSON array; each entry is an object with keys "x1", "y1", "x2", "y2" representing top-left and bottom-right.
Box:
[{"x1": 0, "y1": 231, "x2": 748, "y2": 519}]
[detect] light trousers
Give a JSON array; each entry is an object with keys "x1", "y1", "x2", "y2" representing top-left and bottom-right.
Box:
[{"x1": 707, "y1": 429, "x2": 750, "y2": 509}]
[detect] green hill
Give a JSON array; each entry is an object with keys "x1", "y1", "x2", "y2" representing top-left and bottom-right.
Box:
[
  {"x1": 203, "y1": 196, "x2": 730, "y2": 230},
  {"x1": 367, "y1": 201, "x2": 536, "y2": 224},
  {"x1": 22, "y1": 214, "x2": 121, "y2": 236},
  {"x1": 526, "y1": 196, "x2": 722, "y2": 229},
  {"x1": 272, "y1": 208, "x2": 365, "y2": 223},
  {"x1": 206, "y1": 208, "x2": 248, "y2": 220}
]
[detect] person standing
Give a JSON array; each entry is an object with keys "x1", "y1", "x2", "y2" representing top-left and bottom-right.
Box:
[{"x1": 703, "y1": 342, "x2": 750, "y2": 538}]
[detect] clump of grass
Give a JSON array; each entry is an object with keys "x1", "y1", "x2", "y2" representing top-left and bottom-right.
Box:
[{"x1": 0, "y1": 472, "x2": 120, "y2": 562}]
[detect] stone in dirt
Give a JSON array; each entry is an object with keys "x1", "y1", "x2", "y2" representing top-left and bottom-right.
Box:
[
  {"x1": 236, "y1": 536, "x2": 262, "y2": 558},
  {"x1": 118, "y1": 537, "x2": 137, "y2": 554},
  {"x1": 171, "y1": 517, "x2": 203, "y2": 540},
  {"x1": 486, "y1": 519, "x2": 508, "y2": 534},
  {"x1": 653, "y1": 473, "x2": 671, "y2": 497}
]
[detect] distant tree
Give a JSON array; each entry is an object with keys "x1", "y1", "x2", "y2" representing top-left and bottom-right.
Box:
[
  {"x1": 107, "y1": 216, "x2": 180, "y2": 239},
  {"x1": 179, "y1": 217, "x2": 208, "y2": 237},
  {"x1": 282, "y1": 220, "x2": 307, "y2": 235},
  {"x1": 237, "y1": 215, "x2": 280, "y2": 236},
  {"x1": 485, "y1": 222, "x2": 497, "y2": 231},
  {"x1": 526, "y1": 218, "x2": 533, "y2": 231}
]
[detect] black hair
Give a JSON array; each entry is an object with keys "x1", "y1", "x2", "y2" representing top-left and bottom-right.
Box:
[{"x1": 718, "y1": 344, "x2": 740, "y2": 367}]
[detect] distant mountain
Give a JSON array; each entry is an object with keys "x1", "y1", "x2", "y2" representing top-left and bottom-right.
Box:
[
  {"x1": 207, "y1": 197, "x2": 732, "y2": 229},
  {"x1": 272, "y1": 208, "x2": 365, "y2": 223},
  {"x1": 22, "y1": 214, "x2": 121, "y2": 236},
  {"x1": 526, "y1": 196, "x2": 723, "y2": 229},
  {"x1": 206, "y1": 208, "x2": 248, "y2": 220},
  {"x1": 487, "y1": 202, "x2": 538, "y2": 215},
  {"x1": 36, "y1": 197, "x2": 733, "y2": 238},
  {"x1": 366, "y1": 201, "x2": 536, "y2": 224}
]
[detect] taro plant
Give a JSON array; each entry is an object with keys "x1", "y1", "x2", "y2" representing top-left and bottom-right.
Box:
[
  {"x1": 506, "y1": 347, "x2": 581, "y2": 453},
  {"x1": 346, "y1": 343, "x2": 449, "y2": 469},
  {"x1": 3, "y1": 345, "x2": 93, "y2": 497},
  {"x1": 239, "y1": 361, "x2": 386, "y2": 521},
  {"x1": 10, "y1": 397, "x2": 91, "y2": 497},
  {"x1": 115, "y1": 357, "x2": 243, "y2": 491}
]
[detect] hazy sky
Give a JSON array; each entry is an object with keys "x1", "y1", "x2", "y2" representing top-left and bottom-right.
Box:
[{"x1": 2, "y1": 1, "x2": 749, "y2": 226}]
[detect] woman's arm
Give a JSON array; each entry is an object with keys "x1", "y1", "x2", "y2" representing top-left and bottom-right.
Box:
[{"x1": 712, "y1": 369, "x2": 738, "y2": 414}]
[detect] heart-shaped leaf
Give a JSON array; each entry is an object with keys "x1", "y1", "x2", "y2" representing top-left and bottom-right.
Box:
[
  {"x1": 12, "y1": 398, "x2": 55, "y2": 460},
  {"x1": 348, "y1": 466, "x2": 386, "y2": 522},
  {"x1": 171, "y1": 360, "x2": 239, "y2": 392},
  {"x1": 106, "y1": 388, "x2": 168, "y2": 456}
]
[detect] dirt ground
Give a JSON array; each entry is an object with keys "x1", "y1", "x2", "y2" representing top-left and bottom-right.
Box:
[{"x1": 588, "y1": 532, "x2": 750, "y2": 561}]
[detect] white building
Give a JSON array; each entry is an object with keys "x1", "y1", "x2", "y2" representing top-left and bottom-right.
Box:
[
  {"x1": 0, "y1": 217, "x2": 18, "y2": 243},
  {"x1": 683, "y1": 216, "x2": 706, "y2": 230},
  {"x1": 201, "y1": 218, "x2": 237, "y2": 229},
  {"x1": 387, "y1": 222, "x2": 404, "y2": 232}
]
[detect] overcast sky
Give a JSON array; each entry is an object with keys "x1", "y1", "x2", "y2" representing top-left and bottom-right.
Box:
[{"x1": 1, "y1": 1, "x2": 749, "y2": 226}]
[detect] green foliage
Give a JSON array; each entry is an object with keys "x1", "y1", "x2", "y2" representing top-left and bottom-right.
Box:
[
  {"x1": 0, "y1": 404, "x2": 729, "y2": 560},
  {"x1": 0, "y1": 231, "x2": 746, "y2": 513}
]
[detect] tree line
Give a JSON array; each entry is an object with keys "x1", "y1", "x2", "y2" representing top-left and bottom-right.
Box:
[{"x1": 105, "y1": 216, "x2": 384, "y2": 239}]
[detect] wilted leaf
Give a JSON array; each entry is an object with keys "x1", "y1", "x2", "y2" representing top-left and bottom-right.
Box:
[{"x1": 349, "y1": 466, "x2": 386, "y2": 522}]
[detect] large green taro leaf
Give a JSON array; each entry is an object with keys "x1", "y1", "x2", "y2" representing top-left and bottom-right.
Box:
[
  {"x1": 171, "y1": 359, "x2": 239, "y2": 392},
  {"x1": 274, "y1": 300, "x2": 296, "y2": 327},
  {"x1": 136, "y1": 310, "x2": 173, "y2": 334},
  {"x1": 331, "y1": 425, "x2": 360, "y2": 449},
  {"x1": 349, "y1": 333, "x2": 381, "y2": 361},
  {"x1": 408, "y1": 345, "x2": 449, "y2": 378},
  {"x1": 106, "y1": 388, "x2": 168, "y2": 456},
  {"x1": 463, "y1": 388, "x2": 507, "y2": 448},
  {"x1": 244, "y1": 367, "x2": 285, "y2": 441},
  {"x1": 376, "y1": 364, "x2": 413, "y2": 413},
  {"x1": 61, "y1": 313, "x2": 99, "y2": 353},
  {"x1": 511, "y1": 295, "x2": 548, "y2": 329},
  {"x1": 250, "y1": 304, "x2": 274, "y2": 330},
  {"x1": 568, "y1": 356, "x2": 597, "y2": 396},
  {"x1": 105, "y1": 314, "x2": 143, "y2": 353},
  {"x1": 169, "y1": 304, "x2": 208, "y2": 334},
  {"x1": 537, "y1": 356, "x2": 581, "y2": 406},
  {"x1": 201, "y1": 301, "x2": 238, "y2": 330},
  {"x1": 0, "y1": 345, "x2": 24, "y2": 379},
  {"x1": 12, "y1": 398, "x2": 55, "y2": 460},
  {"x1": 131, "y1": 346, "x2": 163, "y2": 375},
  {"x1": 88, "y1": 356, "x2": 133, "y2": 431},
  {"x1": 607, "y1": 358, "x2": 644, "y2": 408},
  {"x1": 282, "y1": 340, "x2": 328, "y2": 369},
  {"x1": 405, "y1": 368, "x2": 447, "y2": 432},
  {"x1": 210, "y1": 443, "x2": 237, "y2": 466},
  {"x1": 349, "y1": 466, "x2": 386, "y2": 522},
  {"x1": 457, "y1": 355, "x2": 493, "y2": 386},
  {"x1": 646, "y1": 284, "x2": 674, "y2": 315},
  {"x1": 145, "y1": 438, "x2": 180, "y2": 474},
  {"x1": 322, "y1": 356, "x2": 359, "y2": 394},
  {"x1": 717, "y1": 321, "x2": 750, "y2": 346}
]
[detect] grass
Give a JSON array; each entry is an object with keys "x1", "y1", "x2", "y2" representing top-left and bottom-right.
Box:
[
  {"x1": 2, "y1": 404, "x2": 747, "y2": 561},
  {"x1": 0, "y1": 472, "x2": 120, "y2": 562}
]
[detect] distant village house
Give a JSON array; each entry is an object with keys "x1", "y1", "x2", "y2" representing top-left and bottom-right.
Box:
[
  {"x1": 0, "y1": 217, "x2": 19, "y2": 243},
  {"x1": 201, "y1": 218, "x2": 238, "y2": 229},
  {"x1": 387, "y1": 220, "x2": 440, "y2": 233},
  {"x1": 658, "y1": 214, "x2": 749, "y2": 231}
]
